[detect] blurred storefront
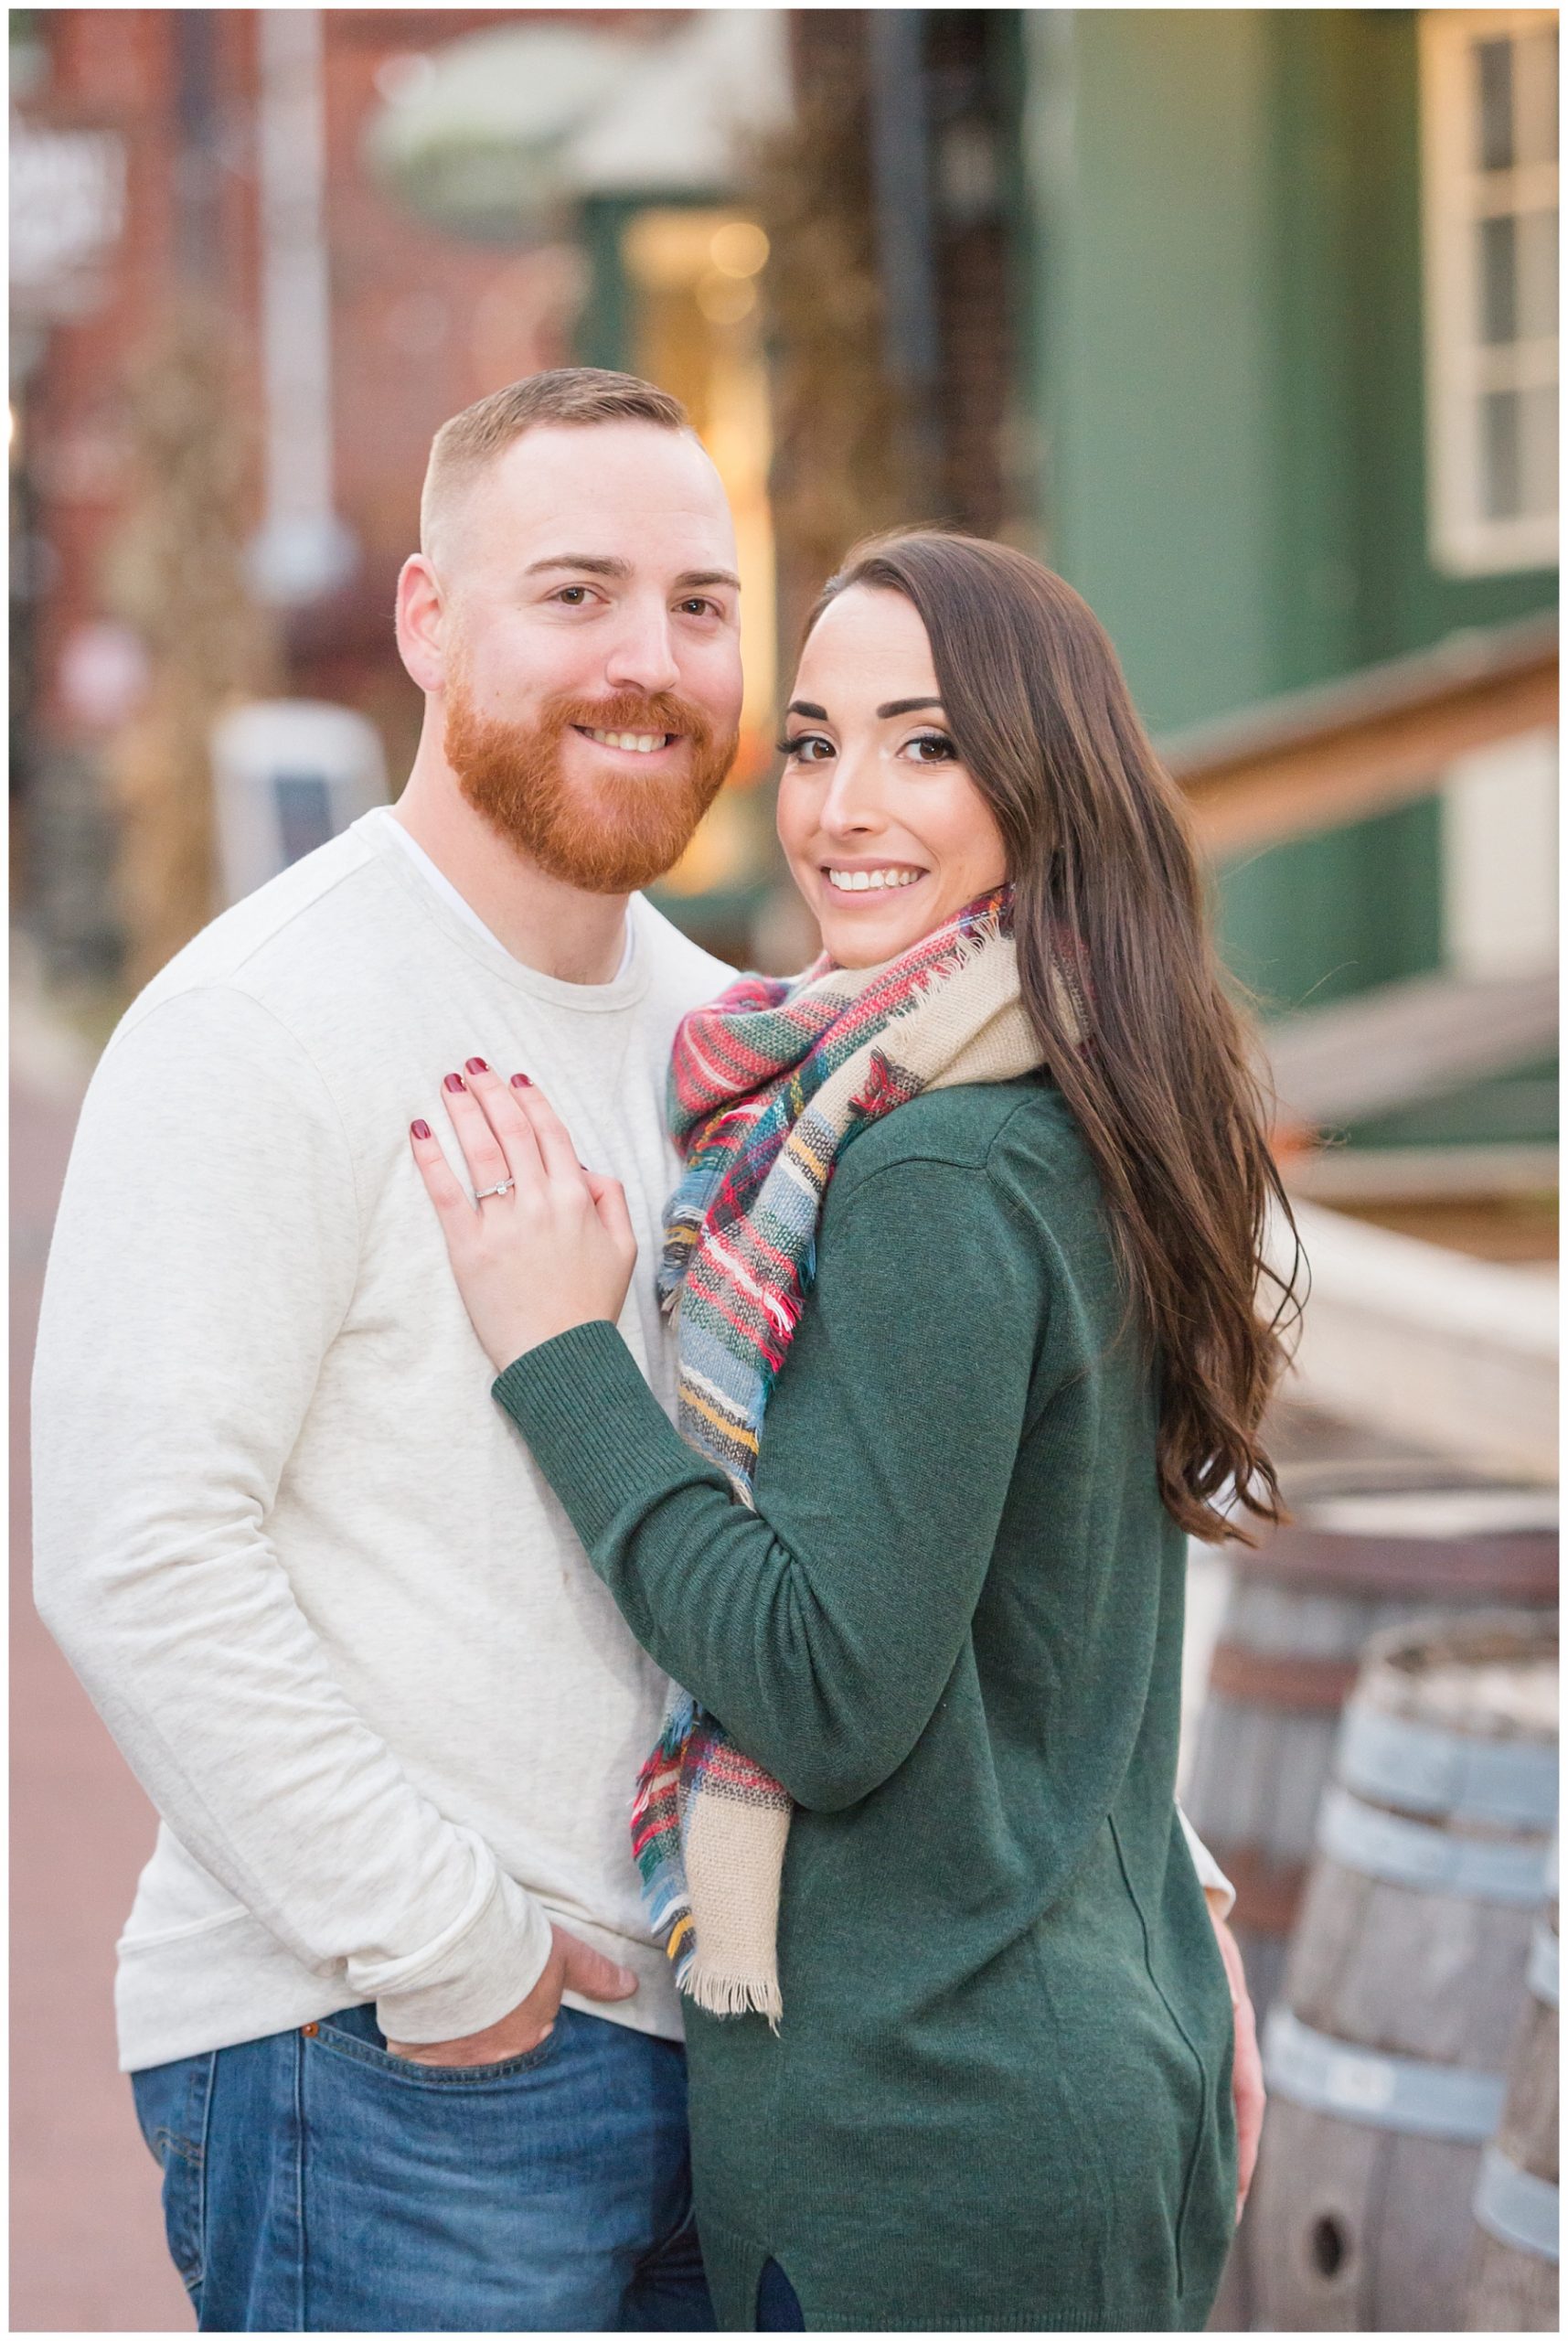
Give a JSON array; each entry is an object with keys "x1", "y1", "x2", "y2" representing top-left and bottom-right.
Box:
[{"x1": 8, "y1": 8, "x2": 1560, "y2": 1146}]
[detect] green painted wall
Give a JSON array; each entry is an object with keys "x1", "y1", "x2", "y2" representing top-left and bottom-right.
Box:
[
  {"x1": 1027, "y1": 9, "x2": 1281, "y2": 732},
  {"x1": 1019, "y1": 9, "x2": 1556, "y2": 1027},
  {"x1": 1220, "y1": 803, "x2": 1444, "y2": 1018}
]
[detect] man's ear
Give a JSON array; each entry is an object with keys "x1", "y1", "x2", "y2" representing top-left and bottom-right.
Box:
[{"x1": 396, "y1": 554, "x2": 446, "y2": 695}]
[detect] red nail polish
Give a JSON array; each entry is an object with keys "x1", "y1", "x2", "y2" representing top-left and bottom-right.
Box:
[
  {"x1": 444, "y1": 1073, "x2": 464, "y2": 1093},
  {"x1": 465, "y1": 1056, "x2": 488, "y2": 1075},
  {"x1": 411, "y1": 1119, "x2": 431, "y2": 1140},
  {"x1": 511, "y1": 1073, "x2": 532, "y2": 1088}
]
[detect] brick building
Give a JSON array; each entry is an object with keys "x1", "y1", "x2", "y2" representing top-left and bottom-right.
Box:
[{"x1": 10, "y1": 7, "x2": 794, "y2": 977}]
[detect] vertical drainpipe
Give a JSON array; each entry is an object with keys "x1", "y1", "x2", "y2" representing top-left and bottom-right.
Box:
[
  {"x1": 174, "y1": 10, "x2": 222, "y2": 287},
  {"x1": 250, "y1": 7, "x2": 356, "y2": 605},
  {"x1": 867, "y1": 8, "x2": 943, "y2": 508},
  {"x1": 1017, "y1": 10, "x2": 1076, "y2": 564}
]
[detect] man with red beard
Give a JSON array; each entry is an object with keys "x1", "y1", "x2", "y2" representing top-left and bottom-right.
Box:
[
  {"x1": 35, "y1": 371, "x2": 745, "y2": 2332},
  {"x1": 35, "y1": 369, "x2": 1253, "y2": 2332}
]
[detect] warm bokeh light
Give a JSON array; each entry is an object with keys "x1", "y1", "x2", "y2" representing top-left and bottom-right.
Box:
[
  {"x1": 695, "y1": 271, "x2": 756, "y2": 326},
  {"x1": 709, "y1": 219, "x2": 769, "y2": 279}
]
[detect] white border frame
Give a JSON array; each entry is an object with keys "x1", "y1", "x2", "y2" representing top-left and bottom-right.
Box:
[{"x1": 1419, "y1": 7, "x2": 1559, "y2": 576}]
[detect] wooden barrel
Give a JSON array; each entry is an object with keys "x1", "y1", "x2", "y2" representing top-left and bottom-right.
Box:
[
  {"x1": 1464, "y1": 1838, "x2": 1559, "y2": 2330},
  {"x1": 1185, "y1": 1483, "x2": 1557, "y2": 2020},
  {"x1": 1249, "y1": 1611, "x2": 1558, "y2": 2331}
]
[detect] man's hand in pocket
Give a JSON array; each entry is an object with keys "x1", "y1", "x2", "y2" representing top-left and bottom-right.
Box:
[{"x1": 386, "y1": 1927, "x2": 637, "y2": 2066}]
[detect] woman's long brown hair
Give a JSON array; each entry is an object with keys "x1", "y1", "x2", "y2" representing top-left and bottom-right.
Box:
[{"x1": 808, "y1": 531, "x2": 1302, "y2": 1543}]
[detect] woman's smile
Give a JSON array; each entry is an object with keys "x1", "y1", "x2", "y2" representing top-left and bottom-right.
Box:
[{"x1": 820, "y1": 860, "x2": 928, "y2": 895}]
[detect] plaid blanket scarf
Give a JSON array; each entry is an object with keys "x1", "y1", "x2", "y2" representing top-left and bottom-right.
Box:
[{"x1": 635, "y1": 884, "x2": 1065, "y2": 2021}]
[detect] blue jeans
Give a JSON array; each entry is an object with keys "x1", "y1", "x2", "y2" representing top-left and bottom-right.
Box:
[
  {"x1": 131, "y1": 2004, "x2": 715, "y2": 2331},
  {"x1": 755, "y1": 2261, "x2": 805, "y2": 2330}
]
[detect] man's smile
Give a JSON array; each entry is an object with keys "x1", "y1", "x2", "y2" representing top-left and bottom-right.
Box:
[{"x1": 572, "y1": 726, "x2": 681, "y2": 758}]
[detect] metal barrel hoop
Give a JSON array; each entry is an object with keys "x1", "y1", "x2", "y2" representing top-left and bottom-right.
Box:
[
  {"x1": 1336, "y1": 1701, "x2": 1560, "y2": 1827},
  {"x1": 1472, "y1": 2143, "x2": 1561, "y2": 2264},
  {"x1": 1317, "y1": 1784, "x2": 1554, "y2": 1905},
  {"x1": 1263, "y1": 2006, "x2": 1506, "y2": 2143}
]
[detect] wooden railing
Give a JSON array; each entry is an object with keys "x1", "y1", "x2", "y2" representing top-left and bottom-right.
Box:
[
  {"x1": 1264, "y1": 966, "x2": 1557, "y2": 1132},
  {"x1": 1160, "y1": 613, "x2": 1557, "y2": 857}
]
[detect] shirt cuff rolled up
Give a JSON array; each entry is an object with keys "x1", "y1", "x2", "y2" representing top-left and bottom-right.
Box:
[{"x1": 370, "y1": 1852, "x2": 554, "y2": 2046}]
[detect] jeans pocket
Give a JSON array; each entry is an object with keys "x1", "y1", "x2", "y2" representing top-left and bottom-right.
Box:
[
  {"x1": 130, "y1": 2051, "x2": 217, "y2": 2294},
  {"x1": 312, "y1": 2007, "x2": 564, "y2": 2088}
]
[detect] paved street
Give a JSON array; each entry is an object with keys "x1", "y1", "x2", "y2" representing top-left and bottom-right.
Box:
[{"x1": 12, "y1": 1058, "x2": 191, "y2": 2333}]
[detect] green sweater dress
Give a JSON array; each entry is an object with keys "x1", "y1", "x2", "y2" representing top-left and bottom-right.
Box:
[{"x1": 496, "y1": 1075, "x2": 1236, "y2": 2332}]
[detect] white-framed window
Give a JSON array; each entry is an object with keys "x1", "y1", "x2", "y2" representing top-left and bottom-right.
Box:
[{"x1": 1420, "y1": 10, "x2": 1558, "y2": 575}]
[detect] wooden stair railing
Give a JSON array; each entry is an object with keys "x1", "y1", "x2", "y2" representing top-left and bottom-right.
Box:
[{"x1": 1161, "y1": 614, "x2": 1557, "y2": 858}]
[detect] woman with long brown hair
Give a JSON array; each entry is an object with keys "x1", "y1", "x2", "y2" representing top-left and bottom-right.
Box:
[{"x1": 412, "y1": 529, "x2": 1297, "y2": 2330}]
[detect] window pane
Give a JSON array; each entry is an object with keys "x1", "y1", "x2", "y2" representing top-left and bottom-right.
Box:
[
  {"x1": 1517, "y1": 207, "x2": 1558, "y2": 338},
  {"x1": 1512, "y1": 26, "x2": 1559, "y2": 169},
  {"x1": 1478, "y1": 213, "x2": 1518, "y2": 344},
  {"x1": 1480, "y1": 388, "x2": 1522, "y2": 518},
  {"x1": 1518, "y1": 382, "x2": 1558, "y2": 523},
  {"x1": 1476, "y1": 37, "x2": 1516, "y2": 171}
]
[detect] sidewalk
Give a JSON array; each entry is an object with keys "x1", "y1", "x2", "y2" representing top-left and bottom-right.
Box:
[{"x1": 12, "y1": 1050, "x2": 191, "y2": 2332}]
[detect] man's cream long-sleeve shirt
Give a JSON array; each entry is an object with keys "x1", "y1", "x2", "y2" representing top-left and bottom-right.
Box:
[{"x1": 32, "y1": 810, "x2": 731, "y2": 2069}]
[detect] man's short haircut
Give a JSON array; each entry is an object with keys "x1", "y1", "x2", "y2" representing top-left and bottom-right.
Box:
[{"x1": 421, "y1": 368, "x2": 690, "y2": 559}]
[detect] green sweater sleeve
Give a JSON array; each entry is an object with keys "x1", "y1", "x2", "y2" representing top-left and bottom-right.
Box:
[{"x1": 493, "y1": 1156, "x2": 1047, "y2": 1812}]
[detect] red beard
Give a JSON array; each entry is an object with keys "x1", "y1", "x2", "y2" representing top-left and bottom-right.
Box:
[{"x1": 444, "y1": 675, "x2": 737, "y2": 895}]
